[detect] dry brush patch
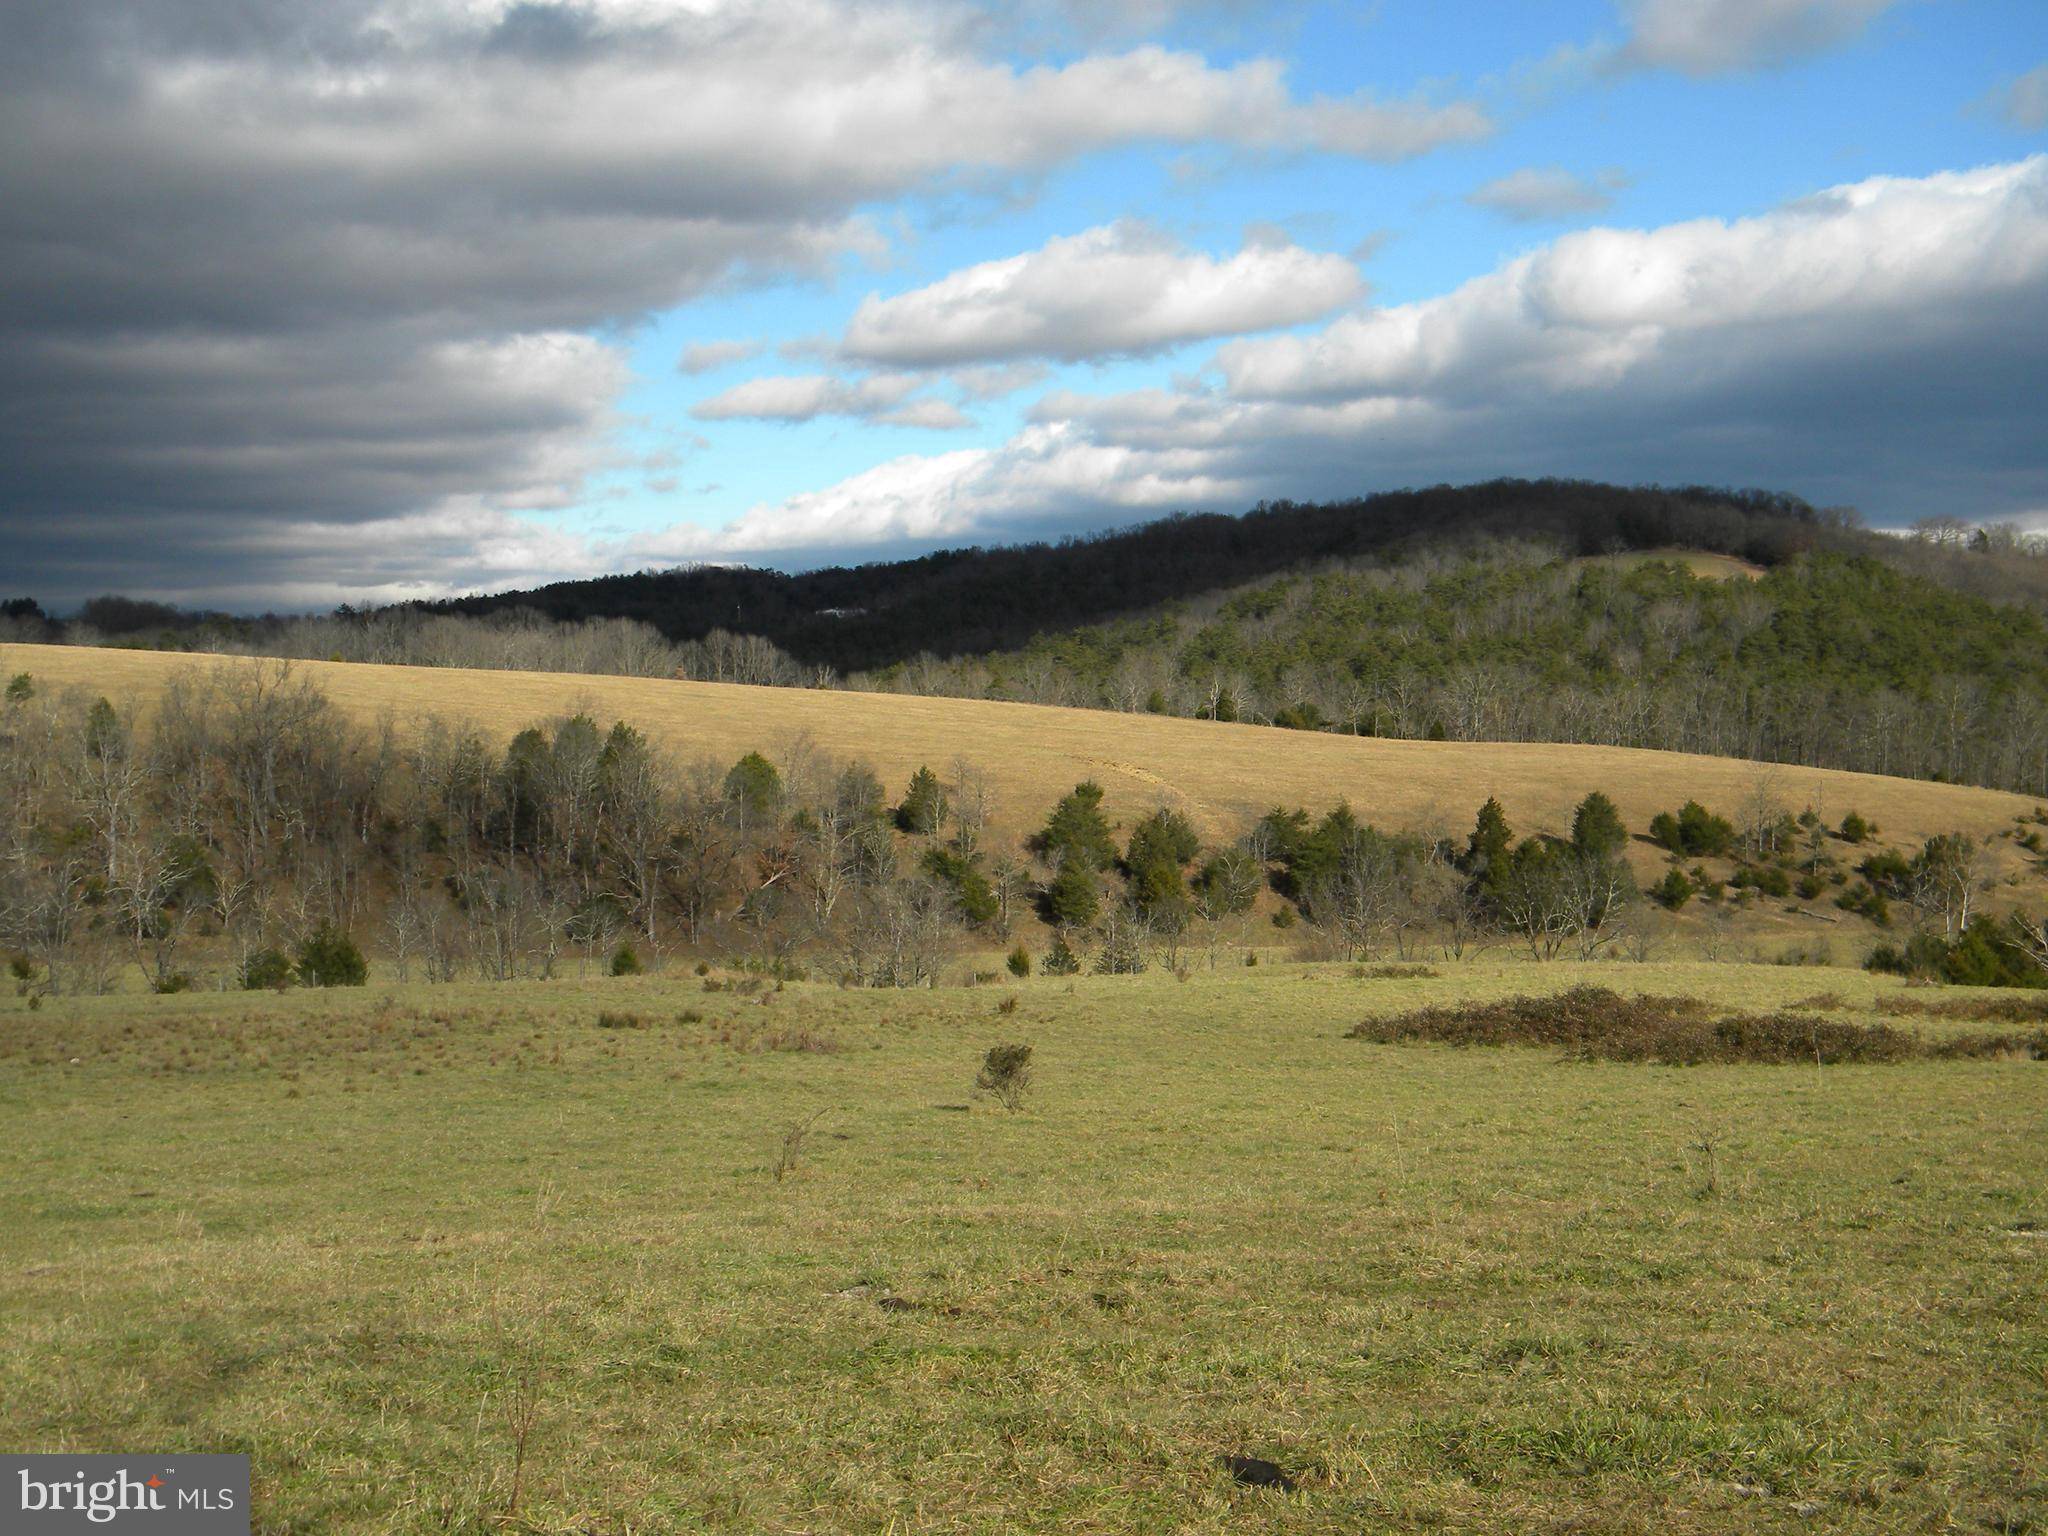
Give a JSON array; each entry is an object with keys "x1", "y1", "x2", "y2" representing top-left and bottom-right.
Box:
[{"x1": 1347, "y1": 984, "x2": 2048, "y2": 1065}]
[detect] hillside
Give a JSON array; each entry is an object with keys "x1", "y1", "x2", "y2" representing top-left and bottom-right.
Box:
[
  {"x1": 7, "y1": 480, "x2": 1849, "y2": 667},
  {"x1": 9, "y1": 642, "x2": 2037, "y2": 888},
  {"x1": 22, "y1": 480, "x2": 2048, "y2": 798}
]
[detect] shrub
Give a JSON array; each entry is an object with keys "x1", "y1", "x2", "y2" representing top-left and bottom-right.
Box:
[
  {"x1": 1270, "y1": 904, "x2": 1297, "y2": 929},
  {"x1": 923, "y1": 846, "x2": 999, "y2": 926},
  {"x1": 151, "y1": 972, "x2": 197, "y2": 994},
  {"x1": 1041, "y1": 932, "x2": 1080, "y2": 976},
  {"x1": 296, "y1": 926, "x2": 368, "y2": 988},
  {"x1": 1006, "y1": 944, "x2": 1031, "y2": 978},
  {"x1": 1650, "y1": 800, "x2": 1736, "y2": 857},
  {"x1": 1839, "y1": 811, "x2": 1870, "y2": 844},
  {"x1": 1864, "y1": 917, "x2": 2046, "y2": 988},
  {"x1": 1732, "y1": 864, "x2": 1791, "y2": 898},
  {"x1": 1796, "y1": 873, "x2": 1827, "y2": 901},
  {"x1": 609, "y1": 944, "x2": 643, "y2": 977},
  {"x1": 3, "y1": 672, "x2": 30, "y2": 703},
  {"x1": 241, "y1": 948, "x2": 296, "y2": 991},
  {"x1": 1859, "y1": 848, "x2": 1913, "y2": 894},
  {"x1": 975, "y1": 1042, "x2": 1033, "y2": 1110},
  {"x1": 597, "y1": 1010, "x2": 645, "y2": 1029},
  {"x1": 1836, "y1": 881, "x2": 1890, "y2": 925},
  {"x1": 1651, "y1": 868, "x2": 1693, "y2": 910},
  {"x1": 1346, "y1": 985, "x2": 1932, "y2": 1065}
]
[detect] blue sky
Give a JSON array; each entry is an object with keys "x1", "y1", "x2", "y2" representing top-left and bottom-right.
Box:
[
  {"x1": 3, "y1": 0, "x2": 2046, "y2": 605},
  {"x1": 589, "y1": 0, "x2": 2044, "y2": 553}
]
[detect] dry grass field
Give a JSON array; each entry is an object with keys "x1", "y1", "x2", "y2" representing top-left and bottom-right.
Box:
[
  {"x1": 4, "y1": 643, "x2": 2035, "y2": 887},
  {"x1": 1578, "y1": 548, "x2": 1767, "y2": 582},
  {"x1": 2, "y1": 958, "x2": 2044, "y2": 1534}
]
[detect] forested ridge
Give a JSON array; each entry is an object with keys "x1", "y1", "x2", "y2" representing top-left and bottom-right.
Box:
[{"x1": 12, "y1": 478, "x2": 2048, "y2": 794}]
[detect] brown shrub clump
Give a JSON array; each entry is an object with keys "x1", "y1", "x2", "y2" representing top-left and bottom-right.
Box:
[
  {"x1": 1874, "y1": 992, "x2": 2048, "y2": 1024},
  {"x1": 1346, "y1": 985, "x2": 2046, "y2": 1066}
]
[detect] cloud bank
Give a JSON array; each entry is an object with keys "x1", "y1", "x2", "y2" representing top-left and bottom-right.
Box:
[
  {"x1": 642, "y1": 157, "x2": 2048, "y2": 566},
  {"x1": 0, "y1": 0, "x2": 1486, "y2": 605}
]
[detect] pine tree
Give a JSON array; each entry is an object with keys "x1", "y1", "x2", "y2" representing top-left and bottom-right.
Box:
[
  {"x1": 1038, "y1": 781, "x2": 1117, "y2": 872},
  {"x1": 1463, "y1": 797, "x2": 1513, "y2": 886},
  {"x1": 1570, "y1": 791, "x2": 1629, "y2": 863},
  {"x1": 896, "y1": 765, "x2": 948, "y2": 835},
  {"x1": 1045, "y1": 858, "x2": 1101, "y2": 927}
]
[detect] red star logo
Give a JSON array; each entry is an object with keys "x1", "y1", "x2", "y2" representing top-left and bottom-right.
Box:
[{"x1": 146, "y1": 1476, "x2": 164, "y2": 1489}]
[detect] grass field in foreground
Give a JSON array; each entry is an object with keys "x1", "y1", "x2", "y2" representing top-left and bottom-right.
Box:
[{"x1": 3, "y1": 960, "x2": 2045, "y2": 1534}]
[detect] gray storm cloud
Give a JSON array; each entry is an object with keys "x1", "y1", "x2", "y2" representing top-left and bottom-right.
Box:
[{"x1": 0, "y1": 0, "x2": 1489, "y2": 606}]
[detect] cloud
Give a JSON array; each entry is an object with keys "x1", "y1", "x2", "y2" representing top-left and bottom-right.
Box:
[
  {"x1": 0, "y1": 0, "x2": 1486, "y2": 605},
  {"x1": 670, "y1": 157, "x2": 2048, "y2": 561},
  {"x1": 1609, "y1": 0, "x2": 1897, "y2": 76},
  {"x1": 1467, "y1": 167, "x2": 1628, "y2": 222},
  {"x1": 841, "y1": 221, "x2": 1366, "y2": 367},
  {"x1": 691, "y1": 372, "x2": 969, "y2": 428},
  {"x1": 677, "y1": 339, "x2": 764, "y2": 374},
  {"x1": 1987, "y1": 63, "x2": 2048, "y2": 132},
  {"x1": 949, "y1": 362, "x2": 1052, "y2": 401}
]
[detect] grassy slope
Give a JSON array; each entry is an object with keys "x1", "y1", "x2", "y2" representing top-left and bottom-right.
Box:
[
  {"x1": 1578, "y1": 548, "x2": 1767, "y2": 581},
  {"x1": 1, "y1": 961, "x2": 2043, "y2": 1533},
  {"x1": 4, "y1": 643, "x2": 2036, "y2": 883}
]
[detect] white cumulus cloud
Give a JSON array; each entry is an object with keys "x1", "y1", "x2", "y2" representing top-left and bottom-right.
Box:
[
  {"x1": 661, "y1": 157, "x2": 2048, "y2": 562},
  {"x1": 691, "y1": 372, "x2": 970, "y2": 428},
  {"x1": 840, "y1": 221, "x2": 1367, "y2": 367}
]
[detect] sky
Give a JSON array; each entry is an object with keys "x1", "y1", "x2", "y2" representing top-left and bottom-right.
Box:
[{"x1": 2, "y1": 0, "x2": 2046, "y2": 612}]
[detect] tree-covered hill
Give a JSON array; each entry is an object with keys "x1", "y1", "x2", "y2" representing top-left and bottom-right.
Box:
[
  {"x1": 406, "y1": 479, "x2": 1854, "y2": 670},
  {"x1": 14, "y1": 477, "x2": 2048, "y2": 794}
]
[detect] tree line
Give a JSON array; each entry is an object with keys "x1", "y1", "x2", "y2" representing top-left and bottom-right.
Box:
[{"x1": 7, "y1": 663, "x2": 2038, "y2": 998}]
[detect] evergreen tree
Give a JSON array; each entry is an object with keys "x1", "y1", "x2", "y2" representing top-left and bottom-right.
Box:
[
  {"x1": 921, "y1": 846, "x2": 998, "y2": 926},
  {"x1": 723, "y1": 751, "x2": 782, "y2": 822},
  {"x1": 1038, "y1": 781, "x2": 1117, "y2": 872},
  {"x1": 1044, "y1": 858, "x2": 1101, "y2": 927},
  {"x1": 896, "y1": 765, "x2": 948, "y2": 835},
  {"x1": 1570, "y1": 791, "x2": 1629, "y2": 863},
  {"x1": 1125, "y1": 807, "x2": 1200, "y2": 873},
  {"x1": 1463, "y1": 797, "x2": 1513, "y2": 886}
]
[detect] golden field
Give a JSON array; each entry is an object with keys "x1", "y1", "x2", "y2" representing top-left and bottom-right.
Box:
[{"x1": 5, "y1": 641, "x2": 2035, "y2": 879}]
